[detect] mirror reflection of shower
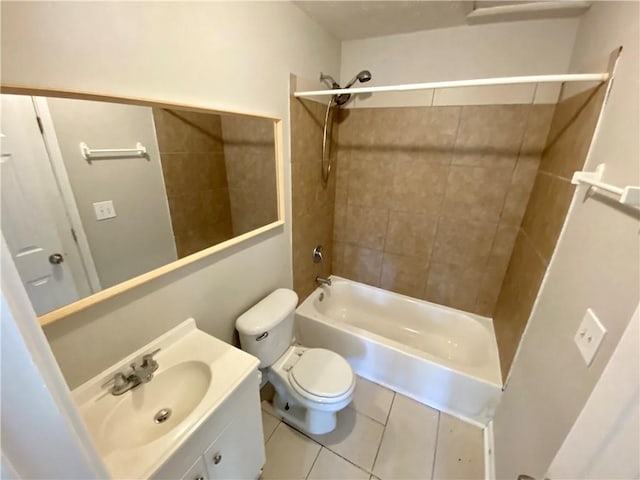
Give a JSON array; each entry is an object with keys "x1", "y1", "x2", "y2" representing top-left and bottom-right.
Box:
[{"x1": 319, "y1": 70, "x2": 372, "y2": 183}]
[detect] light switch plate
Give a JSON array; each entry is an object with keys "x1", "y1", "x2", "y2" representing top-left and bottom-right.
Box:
[
  {"x1": 574, "y1": 308, "x2": 606, "y2": 366},
  {"x1": 93, "y1": 200, "x2": 116, "y2": 221}
]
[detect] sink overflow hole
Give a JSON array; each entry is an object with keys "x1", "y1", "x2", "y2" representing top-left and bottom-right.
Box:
[{"x1": 154, "y1": 408, "x2": 172, "y2": 424}]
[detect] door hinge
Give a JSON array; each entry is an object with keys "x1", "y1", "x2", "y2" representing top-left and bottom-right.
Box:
[
  {"x1": 36, "y1": 116, "x2": 44, "y2": 134},
  {"x1": 70, "y1": 228, "x2": 78, "y2": 243}
]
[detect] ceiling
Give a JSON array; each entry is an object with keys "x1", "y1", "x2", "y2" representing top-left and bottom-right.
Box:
[{"x1": 294, "y1": 1, "x2": 588, "y2": 41}]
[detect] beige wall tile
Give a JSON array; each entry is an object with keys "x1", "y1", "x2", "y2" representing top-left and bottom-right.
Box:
[
  {"x1": 442, "y1": 165, "x2": 513, "y2": 223},
  {"x1": 347, "y1": 152, "x2": 395, "y2": 208},
  {"x1": 291, "y1": 97, "x2": 336, "y2": 301},
  {"x1": 337, "y1": 108, "x2": 376, "y2": 147},
  {"x1": 329, "y1": 103, "x2": 553, "y2": 323},
  {"x1": 521, "y1": 104, "x2": 555, "y2": 157},
  {"x1": 291, "y1": 98, "x2": 325, "y2": 163},
  {"x1": 476, "y1": 265, "x2": 507, "y2": 317},
  {"x1": 493, "y1": 231, "x2": 547, "y2": 380},
  {"x1": 368, "y1": 106, "x2": 461, "y2": 152},
  {"x1": 390, "y1": 159, "x2": 448, "y2": 214},
  {"x1": 342, "y1": 244, "x2": 384, "y2": 287},
  {"x1": 380, "y1": 253, "x2": 429, "y2": 298},
  {"x1": 423, "y1": 262, "x2": 483, "y2": 312},
  {"x1": 494, "y1": 90, "x2": 603, "y2": 380},
  {"x1": 431, "y1": 218, "x2": 497, "y2": 268},
  {"x1": 452, "y1": 105, "x2": 529, "y2": 169},
  {"x1": 540, "y1": 86, "x2": 606, "y2": 179},
  {"x1": 501, "y1": 154, "x2": 540, "y2": 226},
  {"x1": 154, "y1": 108, "x2": 234, "y2": 260},
  {"x1": 332, "y1": 241, "x2": 346, "y2": 278},
  {"x1": 521, "y1": 172, "x2": 575, "y2": 264},
  {"x1": 384, "y1": 211, "x2": 438, "y2": 259},
  {"x1": 344, "y1": 205, "x2": 389, "y2": 250}
]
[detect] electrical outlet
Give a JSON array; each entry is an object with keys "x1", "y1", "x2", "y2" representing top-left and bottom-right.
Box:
[
  {"x1": 93, "y1": 200, "x2": 116, "y2": 221},
  {"x1": 574, "y1": 308, "x2": 606, "y2": 366}
]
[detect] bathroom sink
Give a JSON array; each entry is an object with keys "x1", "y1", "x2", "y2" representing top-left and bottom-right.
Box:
[
  {"x1": 72, "y1": 319, "x2": 260, "y2": 479},
  {"x1": 100, "y1": 361, "x2": 212, "y2": 451}
]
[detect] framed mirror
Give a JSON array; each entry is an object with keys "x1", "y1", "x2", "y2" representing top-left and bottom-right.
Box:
[{"x1": 0, "y1": 86, "x2": 284, "y2": 325}]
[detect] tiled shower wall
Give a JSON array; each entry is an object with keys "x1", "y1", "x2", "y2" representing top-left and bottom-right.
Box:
[
  {"x1": 291, "y1": 97, "x2": 337, "y2": 301},
  {"x1": 332, "y1": 104, "x2": 554, "y2": 316},
  {"x1": 493, "y1": 85, "x2": 606, "y2": 379},
  {"x1": 153, "y1": 108, "x2": 233, "y2": 258},
  {"x1": 220, "y1": 115, "x2": 278, "y2": 236}
]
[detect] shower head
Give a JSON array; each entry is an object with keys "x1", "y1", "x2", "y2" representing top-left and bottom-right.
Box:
[
  {"x1": 344, "y1": 70, "x2": 373, "y2": 89},
  {"x1": 334, "y1": 69, "x2": 373, "y2": 106}
]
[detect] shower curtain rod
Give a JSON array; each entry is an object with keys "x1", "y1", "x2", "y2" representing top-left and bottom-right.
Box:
[{"x1": 294, "y1": 73, "x2": 609, "y2": 98}]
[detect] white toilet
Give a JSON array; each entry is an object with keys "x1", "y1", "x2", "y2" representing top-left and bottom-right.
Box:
[{"x1": 236, "y1": 288, "x2": 355, "y2": 435}]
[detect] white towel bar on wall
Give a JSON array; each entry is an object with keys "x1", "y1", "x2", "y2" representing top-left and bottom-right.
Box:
[
  {"x1": 572, "y1": 164, "x2": 640, "y2": 206},
  {"x1": 80, "y1": 142, "x2": 147, "y2": 160}
]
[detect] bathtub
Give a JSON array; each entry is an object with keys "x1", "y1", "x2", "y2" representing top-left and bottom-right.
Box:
[{"x1": 295, "y1": 276, "x2": 502, "y2": 426}]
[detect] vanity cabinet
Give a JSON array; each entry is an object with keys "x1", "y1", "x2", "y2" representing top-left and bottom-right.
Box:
[{"x1": 153, "y1": 369, "x2": 265, "y2": 480}]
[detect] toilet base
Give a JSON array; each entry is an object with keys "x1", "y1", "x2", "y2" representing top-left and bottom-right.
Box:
[{"x1": 273, "y1": 392, "x2": 337, "y2": 435}]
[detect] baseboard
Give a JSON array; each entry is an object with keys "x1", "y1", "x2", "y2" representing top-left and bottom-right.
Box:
[{"x1": 484, "y1": 420, "x2": 496, "y2": 480}]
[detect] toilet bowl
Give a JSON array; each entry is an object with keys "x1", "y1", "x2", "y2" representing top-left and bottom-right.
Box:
[
  {"x1": 268, "y1": 345, "x2": 355, "y2": 434},
  {"x1": 235, "y1": 288, "x2": 355, "y2": 435}
]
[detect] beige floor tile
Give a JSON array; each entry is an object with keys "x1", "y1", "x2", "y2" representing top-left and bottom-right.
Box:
[
  {"x1": 350, "y1": 376, "x2": 395, "y2": 425},
  {"x1": 262, "y1": 410, "x2": 280, "y2": 444},
  {"x1": 310, "y1": 407, "x2": 385, "y2": 472},
  {"x1": 262, "y1": 422, "x2": 321, "y2": 480},
  {"x1": 373, "y1": 394, "x2": 439, "y2": 480},
  {"x1": 262, "y1": 399, "x2": 282, "y2": 419},
  {"x1": 307, "y1": 447, "x2": 370, "y2": 480},
  {"x1": 432, "y1": 414, "x2": 484, "y2": 480}
]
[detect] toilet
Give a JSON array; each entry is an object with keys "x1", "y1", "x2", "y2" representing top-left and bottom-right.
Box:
[{"x1": 236, "y1": 288, "x2": 355, "y2": 435}]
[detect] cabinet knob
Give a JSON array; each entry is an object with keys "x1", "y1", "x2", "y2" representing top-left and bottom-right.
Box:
[{"x1": 213, "y1": 453, "x2": 222, "y2": 465}]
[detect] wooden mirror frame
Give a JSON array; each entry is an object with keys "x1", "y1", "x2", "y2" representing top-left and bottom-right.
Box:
[{"x1": 1, "y1": 84, "x2": 285, "y2": 326}]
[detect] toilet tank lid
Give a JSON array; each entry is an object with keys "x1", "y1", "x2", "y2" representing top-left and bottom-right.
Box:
[{"x1": 236, "y1": 288, "x2": 298, "y2": 335}]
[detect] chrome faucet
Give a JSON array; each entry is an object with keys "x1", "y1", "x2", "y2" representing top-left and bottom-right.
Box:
[
  {"x1": 316, "y1": 276, "x2": 332, "y2": 286},
  {"x1": 102, "y1": 348, "x2": 161, "y2": 396}
]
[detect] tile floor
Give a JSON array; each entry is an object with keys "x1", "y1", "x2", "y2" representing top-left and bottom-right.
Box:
[{"x1": 260, "y1": 376, "x2": 484, "y2": 480}]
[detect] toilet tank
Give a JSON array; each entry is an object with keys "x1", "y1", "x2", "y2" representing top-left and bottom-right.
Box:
[{"x1": 236, "y1": 288, "x2": 298, "y2": 368}]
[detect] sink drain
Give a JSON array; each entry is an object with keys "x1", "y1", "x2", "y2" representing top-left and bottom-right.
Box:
[{"x1": 154, "y1": 408, "x2": 172, "y2": 424}]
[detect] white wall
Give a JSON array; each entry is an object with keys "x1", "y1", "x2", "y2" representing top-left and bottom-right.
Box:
[
  {"x1": 340, "y1": 18, "x2": 579, "y2": 107},
  {"x1": 547, "y1": 305, "x2": 639, "y2": 479},
  {"x1": 1, "y1": 237, "x2": 108, "y2": 479},
  {"x1": 1, "y1": 1, "x2": 341, "y2": 388},
  {"x1": 47, "y1": 98, "x2": 177, "y2": 289},
  {"x1": 493, "y1": 2, "x2": 640, "y2": 478}
]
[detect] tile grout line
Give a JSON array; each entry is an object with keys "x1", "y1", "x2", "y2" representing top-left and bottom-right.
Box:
[
  {"x1": 278, "y1": 412, "x2": 383, "y2": 479},
  {"x1": 303, "y1": 445, "x2": 323, "y2": 480},
  {"x1": 263, "y1": 418, "x2": 281, "y2": 446},
  {"x1": 430, "y1": 412, "x2": 442, "y2": 480},
  {"x1": 421, "y1": 107, "x2": 462, "y2": 301},
  {"x1": 370, "y1": 392, "x2": 396, "y2": 477},
  {"x1": 345, "y1": 404, "x2": 388, "y2": 428}
]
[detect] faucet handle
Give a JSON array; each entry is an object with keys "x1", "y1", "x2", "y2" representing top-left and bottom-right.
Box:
[
  {"x1": 101, "y1": 372, "x2": 127, "y2": 390},
  {"x1": 141, "y1": 348, "x2": 161, "y2": 369}
]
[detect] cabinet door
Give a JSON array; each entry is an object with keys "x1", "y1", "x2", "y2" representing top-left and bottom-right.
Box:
[
  {"x1": 180, "y1": 456, "x2": 208, "y2": 480},
  {"x1": 204, "y1": 402, "x2": 264, "y2": 479}
]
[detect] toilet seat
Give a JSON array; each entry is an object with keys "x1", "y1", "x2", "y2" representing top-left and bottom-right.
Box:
[{"x1": 288, "y1": 348, "x2": 354, "y2": 403}]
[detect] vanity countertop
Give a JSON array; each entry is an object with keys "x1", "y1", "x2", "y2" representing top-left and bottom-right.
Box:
[{"x1": 72, "y1": 318, "x2": 259, "y2": 479}]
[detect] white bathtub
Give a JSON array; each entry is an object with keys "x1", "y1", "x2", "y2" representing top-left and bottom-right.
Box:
[{"x1": 295, "y1": 276, "x2": 502, "y2": 426}]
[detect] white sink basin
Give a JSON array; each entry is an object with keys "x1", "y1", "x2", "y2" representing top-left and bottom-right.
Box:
[
  {"x1": 101, "y1": 360, "x2": 212, "y2": 451},
  {"x1": 73, "y1": 319, "x2": 259, "y2": 479}
]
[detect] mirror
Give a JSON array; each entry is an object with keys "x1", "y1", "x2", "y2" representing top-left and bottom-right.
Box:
[{"x1": 0, "y1": 89, "x2": 282, "y2": 323}]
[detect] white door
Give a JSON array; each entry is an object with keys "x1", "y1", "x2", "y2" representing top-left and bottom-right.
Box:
[{"x1": 1, "y1": 94, "x2": 82, "y2": 315}]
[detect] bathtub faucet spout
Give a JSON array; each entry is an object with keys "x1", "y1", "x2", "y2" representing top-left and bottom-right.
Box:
[{"x1": 316, "y1": 276, "x2": 332, "y2": 286}]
